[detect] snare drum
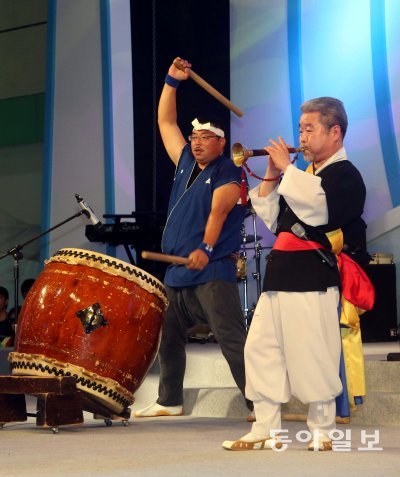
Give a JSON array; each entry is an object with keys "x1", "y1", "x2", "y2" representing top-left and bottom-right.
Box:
[{"x1": 9, "y1": 248, "x2": 168, "y2": 414}]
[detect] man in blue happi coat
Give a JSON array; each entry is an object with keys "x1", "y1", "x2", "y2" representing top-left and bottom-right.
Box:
[{"x1": 135, "y1": 57, "x2": 252, "y2": 418}]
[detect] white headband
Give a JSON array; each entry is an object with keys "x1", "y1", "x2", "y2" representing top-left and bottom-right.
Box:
[{"x1": 191, "y1": 118, "x2": 225, "y2": 138}]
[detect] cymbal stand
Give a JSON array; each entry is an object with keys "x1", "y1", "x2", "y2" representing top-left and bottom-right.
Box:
[
  {"x1": 250, "y1": 211, "x2": 262, "y2": 299},
  {"x1": 240, "y1": 226, "x2": 251, "y2": 329},
  {"x1": 242, "y1": 275, "x2": 250, "y2": 328}
]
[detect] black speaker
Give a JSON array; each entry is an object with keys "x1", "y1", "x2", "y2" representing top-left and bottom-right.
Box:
[{"x1": 360, "y1": 264, "x2": 398, "y2": 342}]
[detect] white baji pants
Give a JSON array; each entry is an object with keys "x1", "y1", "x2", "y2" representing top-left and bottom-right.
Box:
[{"x1": 245, "y1": 287, "x2": 343, "y2": 440}]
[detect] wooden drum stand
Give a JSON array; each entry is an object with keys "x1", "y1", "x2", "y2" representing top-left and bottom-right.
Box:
[{"x1": 0, "y1": 375, "x2": 131, "y2": 433}]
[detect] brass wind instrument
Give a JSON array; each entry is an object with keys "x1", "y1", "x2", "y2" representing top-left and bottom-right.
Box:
[{"x1": 232, "y1": 142, "x2": 304, "y2": 167}]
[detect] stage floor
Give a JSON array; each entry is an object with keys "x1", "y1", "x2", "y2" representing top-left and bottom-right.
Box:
[
  {"x1": 2, "y1": 408, "x2": 400, "y2": 477},
  {"x1": 1, "y1": 342, "x2": 400, "y2": 476}
]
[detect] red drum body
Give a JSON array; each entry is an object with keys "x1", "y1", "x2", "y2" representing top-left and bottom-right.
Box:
[{"x1": 9, "y1": 248, "x2": 168, "y2": 414}]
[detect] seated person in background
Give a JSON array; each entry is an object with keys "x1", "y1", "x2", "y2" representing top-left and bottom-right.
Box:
[
  {"x1": 0, "y1": 286, "x2": 14, "y2": 346},
  {"x1": 8, "y1": 306, "x2": 22, "y2": 324},
  {"x1": 8, "y1": 305, "x2": 22, "y2": 337},
  {"x1": 21, "y1": 278, "x2": 35, "y2": 300}
]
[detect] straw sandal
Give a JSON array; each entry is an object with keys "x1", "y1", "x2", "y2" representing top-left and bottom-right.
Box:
[
  {"x1": 222, "y1": 437, "x2": 282, "y2": 451},
  {"x1": 308, "y1": 440, "x2": 333, "y2": 451}
]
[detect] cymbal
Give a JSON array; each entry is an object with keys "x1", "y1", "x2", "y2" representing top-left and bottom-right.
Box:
[{"x1": 241, "y1": 234, "x2": 262, "y2": 244}]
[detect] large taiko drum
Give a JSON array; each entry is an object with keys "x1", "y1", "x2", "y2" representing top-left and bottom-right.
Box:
[{"x1": 9, "y1": 248, "x2": 168, "y2": 414}]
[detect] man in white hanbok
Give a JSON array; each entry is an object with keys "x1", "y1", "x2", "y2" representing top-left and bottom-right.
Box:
[{"x1": 223, "y1": 97, "x2": 368, "y2": 452}]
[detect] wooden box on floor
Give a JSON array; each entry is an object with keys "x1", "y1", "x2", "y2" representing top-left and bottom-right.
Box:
[{"x1": 0, "y1": 375, "x2": 84, "y2": 430}]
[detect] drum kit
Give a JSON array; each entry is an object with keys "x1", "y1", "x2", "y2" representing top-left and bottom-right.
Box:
[{"x1": 236, "y1": 204, "x2": 264, "y2": 329}]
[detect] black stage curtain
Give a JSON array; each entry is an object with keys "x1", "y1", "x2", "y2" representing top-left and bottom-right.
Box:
[{"x1": 130, "y1": 0, "x2": 230, "y2": 214}]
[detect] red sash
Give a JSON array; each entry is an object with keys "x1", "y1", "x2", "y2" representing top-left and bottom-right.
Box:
[
  {"x1": 337, "y1": 253, "x2": 375, "y2": 310},
  {"x1": 273, "y1": 232, "x2": 324, "y2": 252},
  {"x1": 273, "y1": 232, "x2": 375, "y2": 310}
]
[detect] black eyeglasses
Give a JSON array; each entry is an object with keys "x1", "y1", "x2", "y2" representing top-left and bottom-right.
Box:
[{"x1": 188, "y1": 135, "x2": 220, "y2": 143}]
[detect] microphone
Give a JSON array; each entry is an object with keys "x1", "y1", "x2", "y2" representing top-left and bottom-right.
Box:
[
  {"x1": 291, "y1": 223, "x2": 336, "y2": 268},
  {"x1": 75, "y1": 194, "x2": 103, "y2": 229}
]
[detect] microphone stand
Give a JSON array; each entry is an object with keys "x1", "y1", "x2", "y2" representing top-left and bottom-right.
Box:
[{"x1": 0, "y1": 210, "x2": 88, "y2": 326}]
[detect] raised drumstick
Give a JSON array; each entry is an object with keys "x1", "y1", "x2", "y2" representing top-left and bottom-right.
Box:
[
  {"x1": 141, "y1": 250, "x2": 190, "y2": 265},
  {"x1": 173, "y1": 59, "x2": 244, "y2": 118}
]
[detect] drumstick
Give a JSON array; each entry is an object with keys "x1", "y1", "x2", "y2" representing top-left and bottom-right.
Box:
[
  {"x1": 141, "y1": 250, "x2": 190, "y2": 265},
  {"x1": 173, "y1": 59, "x2": 244, "y2": 118}
]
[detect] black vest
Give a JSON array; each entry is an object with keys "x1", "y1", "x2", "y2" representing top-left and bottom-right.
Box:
[{"x1": 263, "y1": 160, "x2": 367, "y2": 292}]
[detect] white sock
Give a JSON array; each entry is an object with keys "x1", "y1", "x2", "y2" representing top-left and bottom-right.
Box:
[{"x1": 239, "y1": 432, "x2": 270, "y2": 442}]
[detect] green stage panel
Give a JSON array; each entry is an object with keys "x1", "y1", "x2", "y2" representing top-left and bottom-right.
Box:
[{"x1": 0, "y1": 93, "x2": 44, "y2": 147}]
